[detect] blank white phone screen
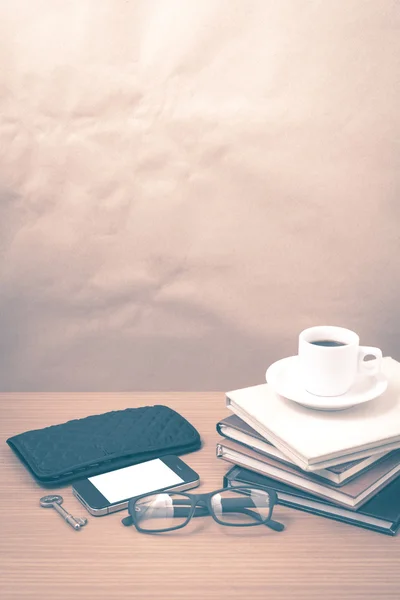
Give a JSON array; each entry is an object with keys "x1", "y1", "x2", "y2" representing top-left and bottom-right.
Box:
[{"x1": 88, "y1": 459, "x2": 184, "y2": 504}]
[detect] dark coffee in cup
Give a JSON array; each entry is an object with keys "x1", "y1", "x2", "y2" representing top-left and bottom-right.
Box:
[{"x1": 310, "y1": 340, "x2": 347, "y2": 347}]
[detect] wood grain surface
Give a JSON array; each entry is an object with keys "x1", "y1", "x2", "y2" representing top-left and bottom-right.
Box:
[{"x1": 1, "y1": 392, "x2": 399, "y2": 600}]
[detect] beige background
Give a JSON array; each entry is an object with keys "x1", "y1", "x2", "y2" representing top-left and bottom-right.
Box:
[{"x1": 0, "y1": 0, "x2": 399, "y2": 392}]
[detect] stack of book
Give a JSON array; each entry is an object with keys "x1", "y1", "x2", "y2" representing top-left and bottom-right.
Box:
[{"x1": 216, "y1": 356, "x2": 400, "y2": 535}]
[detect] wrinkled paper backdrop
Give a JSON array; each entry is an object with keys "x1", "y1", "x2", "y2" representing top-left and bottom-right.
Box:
[{"x1": 0, "y1": 0, "x2": 399, "y2": 391}]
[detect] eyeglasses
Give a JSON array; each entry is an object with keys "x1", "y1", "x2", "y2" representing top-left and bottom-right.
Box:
[{"x1": 121, "y1": 486, "x2": 285, "y2": 533}]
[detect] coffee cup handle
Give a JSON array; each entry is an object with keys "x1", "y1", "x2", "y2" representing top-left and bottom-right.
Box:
[{"x1": 357, "y1": 347, "x2": 383, "y2": 376}]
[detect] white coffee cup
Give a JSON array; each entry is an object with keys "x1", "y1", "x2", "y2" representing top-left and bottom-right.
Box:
[{"x1": 298, "y1": 325, "x2": 383, "y2": 397}]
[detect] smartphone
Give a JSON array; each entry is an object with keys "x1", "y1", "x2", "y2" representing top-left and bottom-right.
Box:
[{"x1": 72, "y1": 455, "x2": 200, "y2": 516}]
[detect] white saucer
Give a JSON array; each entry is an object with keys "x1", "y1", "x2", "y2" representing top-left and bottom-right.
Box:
[{"x1": 265, "y1": 355, "x2": 388, "y2": 411}]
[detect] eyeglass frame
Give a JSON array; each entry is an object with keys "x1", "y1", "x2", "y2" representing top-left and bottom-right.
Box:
[{"x1": 121, "y1": 485, "x2": 285, "y2": 533}]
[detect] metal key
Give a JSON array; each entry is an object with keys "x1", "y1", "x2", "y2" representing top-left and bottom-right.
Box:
[{"x1": 40, "y1": 495, "x2": 88, "y2": 530}]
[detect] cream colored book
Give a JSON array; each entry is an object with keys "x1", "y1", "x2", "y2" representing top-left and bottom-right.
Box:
[{"x1": 226, "y1": 356, "x2": 400, "y2": 472}]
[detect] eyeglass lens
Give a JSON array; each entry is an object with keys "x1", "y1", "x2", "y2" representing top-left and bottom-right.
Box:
[
  {"x1": 134, "y1": 493, "x2": 194, "y2": 531},
  {"x1": 210, "y1": 488, "x2": 272, "y2": 525}
]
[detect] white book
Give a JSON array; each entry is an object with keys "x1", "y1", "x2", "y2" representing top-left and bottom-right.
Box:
[{"x1": 226, "y1": 356, "x2": 400, "y2": 472}]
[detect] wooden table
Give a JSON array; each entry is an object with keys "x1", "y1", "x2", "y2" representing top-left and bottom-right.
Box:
[{"x1": 1, "y1": 393, "x2": 399, "y2": 600}]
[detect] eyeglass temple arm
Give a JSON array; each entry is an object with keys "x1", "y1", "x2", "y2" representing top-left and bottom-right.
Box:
[
  {"x1": 240, "y1": 508, "x2": 284, "y2": 532},
  {"x1": 162, "y1": 498, "x2": 284, "y2": 531},
  {"x1": 230, "y1": 503, "x2": 284, "y2": 532}
]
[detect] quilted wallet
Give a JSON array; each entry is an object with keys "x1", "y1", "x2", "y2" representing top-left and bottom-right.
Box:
[{"x1": 6, "y1": 405, "x2": 201, "y2": 487}]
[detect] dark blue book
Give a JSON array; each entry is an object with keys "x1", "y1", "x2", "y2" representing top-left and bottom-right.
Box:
[{"x1": 223, "y1": 465, "x2": 400, "y2": 536}]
